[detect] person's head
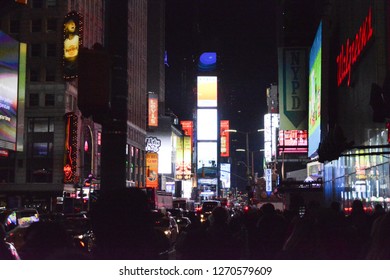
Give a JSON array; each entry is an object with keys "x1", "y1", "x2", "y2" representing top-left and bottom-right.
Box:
[
  {"x1": 209, "y1": 206, "x2": 229, "y2": 226},
  {"x1": 64, "y1": 19, "x2": 76, "y2": 33},
  {"x1": 352, "y1": 199, "x2": 364, "y2": 214}
]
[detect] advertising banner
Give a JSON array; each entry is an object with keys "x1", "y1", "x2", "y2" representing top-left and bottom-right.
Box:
[
  {"x1": 146, "y1": 152, "x2": 158, "y2": 188},
  {"x1": 220, "y1": 120, "x2": 230, "y2": 157},
  {"x1": 278, "y1": 47, "x2": 308, "y2": 130},
  {"x1": 63, "y1": 11, "x2": 83, "y2": 80},
  {"x1": 197, "y1": 76, "x2": 217, "y2": 107},
  {"x1": 148, "y1": 93, "x2": 158, "y2": 127}
]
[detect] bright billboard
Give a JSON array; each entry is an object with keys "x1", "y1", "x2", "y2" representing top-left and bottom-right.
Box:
[
  {"x1": 220, "y1": 120, "x2": 230, "y2": 157},
  {"x1": 308, "y1": 22, "x2": 322, "y2": 158},
  {"x1": 220, "y1": 163, "x2": 231, "y2": 189},
  {"x1": 264, "y1": 113, "x2": 279, "y2": 163},
  {"x1": 197, "y1": 142, "x2": 218, "y2": 168},
  {"x1": 197, "y1": 76, "x2": 217, "y2": 107},
  {"x1": 63, "y1": 11, "x2": 83, "y2": 80},
  {"x1": 197, "y1": 109, "x2": 218, "y2": 140},
  {"x1": 0, "y1": 31, "x2": 25, "y2": 151}
]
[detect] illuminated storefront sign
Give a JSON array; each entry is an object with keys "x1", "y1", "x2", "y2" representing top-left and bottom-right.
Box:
[{"x1": 336, "y1": 7, "x2": 373, "y2": 87}]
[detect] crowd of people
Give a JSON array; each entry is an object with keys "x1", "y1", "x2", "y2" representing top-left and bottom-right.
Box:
[{"x1": 1, "y1": 187, "x2": 390, "y2": 260}]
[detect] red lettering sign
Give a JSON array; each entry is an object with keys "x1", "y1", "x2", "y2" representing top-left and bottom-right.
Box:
[{"x1": 336, "y1": 7, "x2": 373, "y2": 87}]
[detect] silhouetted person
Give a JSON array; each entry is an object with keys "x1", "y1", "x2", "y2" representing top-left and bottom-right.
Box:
[
  {"x1": 90, "y1": 188, "x2": 169, "y2": 259},
  {"x1": 366, "y1": 212, "x2": 390, "y2": 259},
  {"x1": 254, "y1": 203, "x2": 288, "y2": 259}
]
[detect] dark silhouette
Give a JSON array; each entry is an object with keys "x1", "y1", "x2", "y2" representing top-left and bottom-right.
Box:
[
  {"x1": 90, "y1": 187, "x2": 169, "y2": 259},
  {"x1": 18, "y1": 221, "x2": 87, "y2": 260},
  {"x1": 0, "y1": 224, "x2": 19, "y2": 260},
  {"x1": 366, "y1": 212, "x2": 390, "y2": 259}
]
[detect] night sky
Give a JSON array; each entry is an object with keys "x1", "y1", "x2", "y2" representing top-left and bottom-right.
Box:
[{"x1": 165, "y1": 0, "x2": 279, "y2": 133}]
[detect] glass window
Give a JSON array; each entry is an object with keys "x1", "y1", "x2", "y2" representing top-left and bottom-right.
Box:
[
  {"x1": 30, "y1": 44, "x2": 41, "y2": 57},
  {"x1": 31, "y1": 19, "x2": 42, "y2": 32},
  {"x1": 45, "y1": 93, "x2": 55, "y2": 106},
  {"x1": 28, "y1": 118, "x2": 54, "y2": 133},
  {"x1": 45, "y1": 69, "x2": 55, "y2": 82},
  {"x1": 30, "y1": 69, "x2": 39, "y2": 82},
  {"x1": 32, "y1": 143, "x2": 53, "y2": 157},
  {"x1": 46, "y1": 43, "x2": 56, "y2": 57},
  {"x1": 46, "y1": 19, "x2": 57, "y2": 32},
  {"x1": 29, "y1": 93, "x2": 39, "y2": 107},
  {"x1": 9, "y1": 20, "x2": 20, "y2": 34},
  {"x1": 47, "y1": 0, "x2": 57, "y2": 7},
  {"x1": 32, "y1": 0, "x2": 43, "y2": 8}
]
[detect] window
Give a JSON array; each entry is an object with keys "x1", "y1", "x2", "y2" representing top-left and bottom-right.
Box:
[
  {"x1": 45, "y1": 93, "x2": 55, "y2": 106},
  {"x1": 30, "y1": 69, "x2": 39, "y2": 82},
  {"x1": 45, "y1": 69, "x2": 55, "y2": 82},
  {"x1": 26, "y1": 118, "x2": 54, "y2": 183},
  {"x1": 28, "y1": 118, "x2": 54, "y2": 133},
  {"x1": 29, "y1": 93, "x2": 39, "y2": 107},
  {"x1": 30, "y1": 44, "x2": 41, "y2": 57},
  {"x1": 10, "y1": 20, "x2": 20, "y2": 34},
  {"x1": 32, "y1": 0, "x2": 43, "y2": 8},
  {"x1": 31, "y1": 19, "x2": 42, "y2": 32},
  {"x1": 46, "y1": 19, "x2": 57, "y2": 32},
  {"x1": 47, "y1": 0, "x2": 58, "y2": 7},
  {"x1": 46, "y1": 44, "x2": 56, "y2": 57}
]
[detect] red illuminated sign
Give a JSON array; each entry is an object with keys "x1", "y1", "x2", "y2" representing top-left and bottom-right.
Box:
[
  {"x1": 278, "y1": 130, "x2": 308, "y2": 154},
  {"x1": 336, "y1": 7, "x2": 373, "y2": 87},
  {"x1": 220, "y1": 120, "x2": 230, "y2": 157}
]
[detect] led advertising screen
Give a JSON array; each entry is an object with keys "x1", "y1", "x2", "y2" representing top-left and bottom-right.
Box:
[
  {"x1": 220, "y1": 120, "x2": 230, "y2": 157},
  {"x1": 146, "y1": 153, "x2": 158, "y2": 188},
  {"x1": 0, "y1": 31, "x2": 20, "y2": 151},
  {"x1": 63, "y1": 11, "x2": 83, "y2": 80},
  {"x1": 264, "y1": 113, "x2": 279, "y2": 163},
  {"x1": 197, "y1": 76, "x2": 217, "y2": 107},
  {"x1": 220, "y1": 163, "x2": 231, "y2": 189},
  {"x1": 278, "y1": 130, "x2": 308, "y2": 154},
  {"x1": 197, "y1": 109, "x2": 218, "y2": 141},
  {"x1": 308, "y1": 22, "x2": 322, "y2": 158},
  {"x1": 197, "y1": 142, "x2": 217, "y2": 168}
]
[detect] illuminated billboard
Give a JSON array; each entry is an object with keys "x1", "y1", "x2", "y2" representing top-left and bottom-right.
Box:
[
  {"x1": 146, "y1": 153, "x2": 158, "y2": 188},
  {"x1": 197, "y1": 76, "x2": 217, "y2": 107},
  {"x1": 0, "y1": 31, "x2": 25, "y2": 151},
  {"x1": 220, "y1": 120, "x2": 230, "y2": 157},
  {"x1": 264, "y1": 113, "x2": 279, "y2": 163},
  {"x1": 63, "y1": 11, "x2": 83, "y2": 80},
  {"x1": 197, "y1": 109, "x2": 218, "y2": 141},
  {"x1": 308, "y1": 22, "x2": 322, "y2": 158},
  {"x1": 148, "y1": 93, "x2": 158, "y2": 127},
  {"x1": 278, "y1": 130, "x2": 308, "y2": 154},
  {"x1": 220, "y1": 163, "x2": 231, "y2": 189},
  {"x1": 197, "y1": 142, "x2": 218, "y2": 168}
]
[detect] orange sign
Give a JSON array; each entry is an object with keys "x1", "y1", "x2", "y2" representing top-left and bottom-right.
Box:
[
  {"x1": 146, "y1": 153, "x2": 158, "y2": 188},
  {"x1": 148, "y1": 96, "x2": 158, "y2": 126}
]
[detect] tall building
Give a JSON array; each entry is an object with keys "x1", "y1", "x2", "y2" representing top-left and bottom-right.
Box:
[{"x1": 0, "y1": 0, "x2": 148, "y2": 210}]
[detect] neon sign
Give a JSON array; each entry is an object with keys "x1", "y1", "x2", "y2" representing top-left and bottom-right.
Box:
[{"x1": 336, "y1": 7, "x2": 373, "y2": 87}]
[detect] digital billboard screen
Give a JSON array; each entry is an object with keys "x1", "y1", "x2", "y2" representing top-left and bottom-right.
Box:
[
  {"x1": 197, "y1": 76, "x2": 217, "y2": 107},
  {"x1": 197, "y1": 109, "x2": 218, "y2": 141},
  {"x1": 0, "y1": 31, "x2": 20, "y2": 150},
  {"x1": 308, "y1": 22, "x2": 322, "y2": 158}
]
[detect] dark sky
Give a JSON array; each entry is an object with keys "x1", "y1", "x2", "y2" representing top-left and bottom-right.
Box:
[{"x1": 165, "y1": 0, "x2": 279, "y2": 132}]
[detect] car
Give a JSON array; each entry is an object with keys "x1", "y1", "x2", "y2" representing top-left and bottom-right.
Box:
[
  {"x1": 0, "y1": 208, "x2": 39, "y2": 233},
  {"x1": 199, "y1": 200, "x2": 220, "y2": 223},
  {"x1": 60, "y1": 216, "x2": 96, "y2": 253},
  {"x1": 150, "y1": 210, "x2": 179, "y2": 246}
]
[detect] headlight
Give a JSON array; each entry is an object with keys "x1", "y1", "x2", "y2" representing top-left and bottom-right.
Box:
[
  {"x1": 164, "y1": 230, "x2": 171, "y2": 236},
  {"x1": 76, "y1": 235, "x2": 84, "y2": 239}
]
